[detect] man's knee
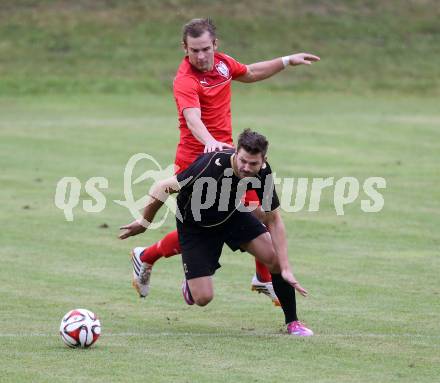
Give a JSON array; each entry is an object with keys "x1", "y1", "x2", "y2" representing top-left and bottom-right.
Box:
[
  {"x1": 187, "y1": 276, "x2": 214, "y2": 306},
  {"x1": 193, "y1": 293, "x2": 213, "y2": 306}
]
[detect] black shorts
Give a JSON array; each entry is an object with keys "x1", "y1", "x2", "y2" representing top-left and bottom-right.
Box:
[{"x1": 176, "y1": 211, "x2": 267, "y2": 280}]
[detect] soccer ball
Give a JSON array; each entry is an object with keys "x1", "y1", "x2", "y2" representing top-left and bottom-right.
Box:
[{"x1": 59, "y1": 308, "x2": 101, "y2": 348}]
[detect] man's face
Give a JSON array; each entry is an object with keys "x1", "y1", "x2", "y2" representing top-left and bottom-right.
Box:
[
  {"x1": 235, "y1": 148, "x2": 265, "y2": 179},
  {"x1": 184, "y1": 31, "x2": 217, "y2": 72}
]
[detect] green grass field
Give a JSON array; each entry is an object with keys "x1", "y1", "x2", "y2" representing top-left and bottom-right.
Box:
[
  {"x1": 1, "y1": 0, "x2": 439, "y2": 95},
  {"x1": 1, "y1": 1, "x2": 440, "y2": 381},
  {"x1": 0, "y1": 91, "x2": 439, "y2": 382}
]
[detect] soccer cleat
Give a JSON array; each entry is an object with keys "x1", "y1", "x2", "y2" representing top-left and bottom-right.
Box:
[
  {"x1": 181, "y1": 279, "x2": 194, "y2": 305},
  {"x1": 131, "y1": 247, "x2": 153, "y2": 298},
  {"x1": 287, "y1": 321, "x2": 314, "y2": 337},
  {"x1": 251, "y1": 274, "x2": 281, "y2": 306}
]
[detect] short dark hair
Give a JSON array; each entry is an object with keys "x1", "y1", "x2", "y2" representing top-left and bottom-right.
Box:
[
  {"x1": 182, "y1": 18, "x2": 216, "y2": 44},
  {"x1": 237, "y1": 129, "x2": 269, "y2": 158}
]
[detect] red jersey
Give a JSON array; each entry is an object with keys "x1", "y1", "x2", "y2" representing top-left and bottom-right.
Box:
[{"x1": 173, "y1": 52, "x2": 247, "y2": 172}]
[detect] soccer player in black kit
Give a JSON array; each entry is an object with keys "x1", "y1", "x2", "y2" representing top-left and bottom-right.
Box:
[{"x1": 120, "y1": 129, "x2": 313, "y2": 336}]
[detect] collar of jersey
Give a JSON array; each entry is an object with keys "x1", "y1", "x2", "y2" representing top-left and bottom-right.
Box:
[{"x1": 230, "y1": 153, "x2": 239, "y2": 177}]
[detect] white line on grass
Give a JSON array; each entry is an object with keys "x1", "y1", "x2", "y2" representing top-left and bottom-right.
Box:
[{"x1": 0, "y1": 332, "x2": 438, "y2": 339}]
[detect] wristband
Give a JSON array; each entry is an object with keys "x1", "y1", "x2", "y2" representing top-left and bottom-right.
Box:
[
  {"x1": 282, "y1": 56, "x2": 290, "y2": 68},
  {"x1": 136, "y1": 217, "x2": 150, "y2": 229}
]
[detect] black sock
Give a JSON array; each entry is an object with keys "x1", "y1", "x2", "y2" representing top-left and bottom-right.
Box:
[{"x1": 271, "y1": 273, "x2": 298, "y2": 324}]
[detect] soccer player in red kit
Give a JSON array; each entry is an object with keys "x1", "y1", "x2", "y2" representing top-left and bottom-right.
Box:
[{"x1": 128, "y1": 18, "x2": 320, "y2": 304}]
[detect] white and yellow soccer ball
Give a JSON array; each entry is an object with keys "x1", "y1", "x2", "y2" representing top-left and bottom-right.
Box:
[{"x1": 59, "y1": 308, "x2": 101, "y2": 348}]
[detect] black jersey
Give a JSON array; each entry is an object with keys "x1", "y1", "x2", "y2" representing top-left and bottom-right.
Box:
[{"x1": 176, "y1": 150, "x2": 280, "y2": 227}]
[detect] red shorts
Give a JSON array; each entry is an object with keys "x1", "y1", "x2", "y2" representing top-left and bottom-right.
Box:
[{"x1": 174, "y1": 156, "x2": 194, "y2": 175}]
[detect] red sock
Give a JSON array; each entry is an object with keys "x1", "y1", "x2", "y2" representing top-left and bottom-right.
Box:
[
  {"x1": 140, "y1": 230, "x2": 181, "y2": 265},
  {"x1": 243, "y1": 191, "x2": 272, "y2": 282},
  {"x1": 255, "y1": 259, "x2": 272, "y2": 282}
]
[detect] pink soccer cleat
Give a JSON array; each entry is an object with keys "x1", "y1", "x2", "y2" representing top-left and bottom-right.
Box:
[
  {"x1": 287, "y1": 321, "x2": 314, "y2": 337},
  {"x1": 181, "y1": 279, "x2": 194, "y2": 305}
]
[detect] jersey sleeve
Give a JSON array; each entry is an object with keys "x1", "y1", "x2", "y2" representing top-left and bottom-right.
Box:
[
  {"x1": 221, "y1": 53, "x2": 248, "y2": 79},
  {"x1": 173, "y1": 75, "x2": 200, "y2": 113},
  {"x1": 256, "y1": 163, "x2": 280, "y2": 212}
]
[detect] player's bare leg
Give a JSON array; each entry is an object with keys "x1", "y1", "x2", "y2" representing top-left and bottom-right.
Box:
[{"x1": 185, "y1": 276, "x2": 214, "y2": 306}]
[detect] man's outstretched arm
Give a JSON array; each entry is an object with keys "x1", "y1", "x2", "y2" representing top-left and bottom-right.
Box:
[
  {"x1": 264, "y1": 208, "x2": 308, "y2": 297},
  {"x1": 119, "y1": 176, "x2": 180, "y2": 239},
  {"x1": 236, "y1": 52, "x2": 320, "y2": 83},
  {"x1": 183, "y1": 108, "x2": 234, "y2": 153}
]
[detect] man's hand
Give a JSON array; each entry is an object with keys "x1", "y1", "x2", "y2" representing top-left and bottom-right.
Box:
[
  {"x1": 288, "y1": 53, "x2": 320, "y2": 66},
  {"x1": 203, "y1": 139, "x2": 234, "y2": 153},
  {"x1": 119, "y1": 220, "x2": 147, "y2": 240},
  {"x1": 281, "y1": 269, "x2": 309, "y2": 297}
]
